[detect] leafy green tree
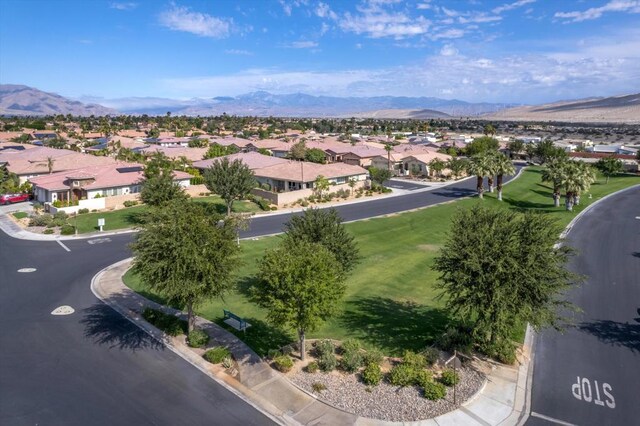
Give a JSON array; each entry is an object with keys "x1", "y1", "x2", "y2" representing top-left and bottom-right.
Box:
[
  {"x1": 305, "y1": 148, "x2": 327, "y2": 164},
  {"x1": 433, "y1": 206, "x2": 581, "y2": 352},
  {"x1": 0, "y1": 165, "x2": 20, "y2": 193},
  {"x1": 507, "y1": 140, "x2": 524, "y2": 159},
  {"x1": 203, "y1": 143, "x2": 238, "y2": 159},
  {"x1": 524, "y1": 143, "x2": 537, "y2": 163},
  {"x1": 203, "y1": 157, "x2": 256, "y2": 215},
  {"x1": 465, "y1": 136, "x2": 499, "y2": 157},
  {"x1": 369, "y1": 167, "x2": 392, "y2": 187},
  {"x1": 467, "y1": 153, "x2": 493, "y2": 199},
  {"x1": 313, "y1": 175, "x2": 330, "y2": 198},
  {"x1": 283, "y1": 207, "x2": 360, "y2": 273},
  {"x1": 188, "y1": 138, "x2": 208, "y2": 148},
  {"x1": 492, "y1": 153, "x2": 516, "y2": 201},
  {"x1": 429, "y1": 158, "x2": 446, "y2": 178},
  {"x1": 289, "y1": 140, "x2": 307, "y2": 160},
  {"x1": 147, "y1": 127, "x2": 160, "y2": 139},
  {"x1": 254, "y1": 240, "x2": 346, "y2": 360},
  {"x1": 535, "y1": 139, "x2": 567, "y2": 164},
  {"x1": 595, "y1": 156, "x2": 623, "y2": 183},
  {"x1": 140, "y1": 152, "x2": 188, "y2": 207},
  {"x1": 446, "y1": 158, "x2": 468, "y2": 179},
  {"x1": 131, "y1": 200, "x2": 240, "y2": 332},
  {"x1": 541, "y1": 158, "x2": 568, "y2": 207},
  {"x1": 483, "y1": 124, "x2": 496, "y2": 136}
]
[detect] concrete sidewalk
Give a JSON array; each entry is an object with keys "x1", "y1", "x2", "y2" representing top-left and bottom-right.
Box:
[{"x1": 92, "y1": 258, "x2": 533, "y2": 426}]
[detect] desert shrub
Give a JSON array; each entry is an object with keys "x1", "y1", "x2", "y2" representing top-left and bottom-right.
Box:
[
  {"x1": 141, "y1": 308, "x2": 187, "y2": 336},
  {"x1": 423, "y1": 347, "x2": 440, "y2": 366},
  {"x1": 29, "y1": 213, "x2": 52, "y2": 227},
  {"x1": 361, "y1": 363, "x2": 382, "y2": 386},
  {"x1": 300, "y1": 200, "x2": 309, "y2": 207},
  {"x1": 341, "y1": 339, "x2": 361, "y2": 354},
  {"x1": 250, "y1": 195, "x2": 271, "y2": 211},
  {"x1": 437, "y1": 324, "x2": 475, "y2": 353},
  {"x1": 440, "y1": 369, "x2": 460, "y2": 387},
  {"x1": 53, "y1": 211, "x2": 68, "y2": 220},
  {"x1": 416, "y1": 370, "x2": 433, "y2": 388},
  {"x1": 222, "y1": 357, "x2": 234, "y2": 369},
  {"x1": 340, "y1": 349, "x2": 363, "y2": 373},
  {"x1": 187, "y1": 329, "x2": 210, "y2": 348},
  {"x1": 267, "y1": 349, "x2": 281, "y2": 360},
  {"x1": 423, "y1": 381, "x2": 447, "y2": 400},
  {"x1": 43, "y1": 229, "x2": 54, "y2": 234},
  {"x1": 123, "y1": 200, "x2": 138, "y2": 207},
  {"x1": 203, "y1": 347, "x2": 231, "y2": 364},
  {"x1": 311, "y1": 382, "x2": 326, "y2": 393},
  {"x1": 403, "y1": 350, "x2": 427, "y2": 369},
  {"x1": 362, "y1": 348, "x2": 384, "y2": 366},
  {"x1": 60, "y1": 224, "x2": 75, "y2": 235},
  {"x1": 305, "y1": 361, "x2": 319, "y2": 373},
  {"x1": 78, "y1": 208, "x2": 89, "y2": 214},
  {"x1": 314, "y1": 340, "x2": 335, "y2": 357},
  {"x1": 388, "y1": 364, "x2": 419, "y2": 387},
  {"x1": 483, "y1": 340, "x2": 517, "y2": 365},
  {"x1": 318, "y1": 352, "x2": 338, "y2": 372},
  {"x1": 273, "y1": 355, "x2": 294, "y2": 373}
]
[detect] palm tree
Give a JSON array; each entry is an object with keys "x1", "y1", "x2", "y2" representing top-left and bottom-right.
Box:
[
  {"x1": 561, "y1": 162, "x2": 596, "y2": 211},
  {"x1": 486, "y1": 154, "x2": 498, "y2": 192},
  {"x1": 384, "y1": 144, "x2": 393, "y2": 173},
  {"x1": 348, "y1": 177, "x2": 357, "y2": 197},
  {"x1": 541, "y1": 158, "x2": 568, "y2": 207},
  {"x1": 493, "y1": 153, "x2": 516, "y2": 201},
  {"x1": 467, "y1": 154, "x2": 493, "y2": 199},
  {"x1": 446, "y1": 158, "x2": 468, "y2": 180}
]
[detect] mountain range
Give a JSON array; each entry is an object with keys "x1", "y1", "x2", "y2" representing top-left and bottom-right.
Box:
[
  {"x1": 1, "y1": 84, "x2": 637, "y2": 123},
  {"x1": 0, "y1": 85, "x2": 117, "y2": 116}
]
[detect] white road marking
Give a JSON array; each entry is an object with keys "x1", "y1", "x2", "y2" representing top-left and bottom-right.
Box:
[
  {"x1": 87, "y1": 238, "x2": 111, "y2": 245},
  {"x1": 530, "y1": 412, "x2": 577, "y2": 426},
  {"x1": 636, "y1": 216, "x2": 640, "y2": 220},
  {"x1": 17, "y1": 268, "x2": 36, "y2": 273},
  {"x1": 56, "y1": 240, "x2": 71, "y2": 252},
  {"x1": 51, "y1": 305, "x2": 75, "y2": 315}
]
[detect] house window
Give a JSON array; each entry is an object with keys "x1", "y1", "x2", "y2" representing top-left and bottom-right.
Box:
[
  {"x1": 130, "y1": 185, "x2": 141, "y2": 194},
  {"x1": 336, "y1": 177, "x2": 346, "y2": 184}
]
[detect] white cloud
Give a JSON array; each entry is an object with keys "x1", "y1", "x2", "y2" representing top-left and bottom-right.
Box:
[
  {"x1": 555, "y1": 0, "x2": 640, "y2": 22},
  {"x1": 225, "y1": 49, "x2": 253, "y2": 56},
  {"x1": 158, "y1": 4, "x2": 232, "y2": 38},
  {"x1": 109, "y1": 2, "x2": 137, "y2": 10},
  {"x1": 458, "y1": 14, "x2": 502, "y2": 24},
  {"x1": 429, "y1": 28, "x2": 465, "y2": 40},
  {"x1": 440, "y1": 44, "x2": 458, "y2": 56},
  {"x1": 315, "y1": 2, "x2": 338, "y2": 20},
  {"x1": 492, "y1": 0, "x2": 536, "y2": 15},
  {"x1": 285, "y1": 41, "x2": 319, "y2": 48},
  {"x1": 417, "y1": 2, "x2": 432, "y2": 10},
  {"x1": 339, "y1": 9, "x2": 430, "y2": 39}
]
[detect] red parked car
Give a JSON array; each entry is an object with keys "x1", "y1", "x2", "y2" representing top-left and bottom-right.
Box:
[{"x1": 0, "y1": 193, "x2": 30, "y2": 205}]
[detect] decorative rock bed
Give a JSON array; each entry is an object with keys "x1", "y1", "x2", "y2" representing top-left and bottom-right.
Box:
[{"x1": 290, "y1": 366, "x2": 485, "y2": 422}]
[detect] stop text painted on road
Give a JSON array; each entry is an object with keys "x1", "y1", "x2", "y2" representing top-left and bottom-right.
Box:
[{"x1": 572, "y1": 377, "x2": 615, "y2": 408}]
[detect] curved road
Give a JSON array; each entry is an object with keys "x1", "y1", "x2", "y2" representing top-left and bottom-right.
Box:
[
  {"x1": 527, "y1": 186, "x2": 640, "y2": 425},
  {"x1": 0, "y1": 172, "x2": 520, "y2": 425}
]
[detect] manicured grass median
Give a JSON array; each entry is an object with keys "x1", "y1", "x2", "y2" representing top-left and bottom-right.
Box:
[
  {"x1": 125, "y1": 168, "x2": 640, "y2": 356},
  {"x1": 74, "y1": 196, "x2": 261, "y2": 233}
]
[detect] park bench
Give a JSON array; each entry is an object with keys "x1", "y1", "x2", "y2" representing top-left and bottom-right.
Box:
[{"x1": 223, "y1": 309, "x2": 251, "y2": 331}]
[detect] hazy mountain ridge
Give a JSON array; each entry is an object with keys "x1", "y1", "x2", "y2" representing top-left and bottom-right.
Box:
[
  {"x1": 484, "y1": 93, "x2": 640, "y2": 124},
  {"x1": 0, "y1": 85, "x2": 117, "y2": 116}
]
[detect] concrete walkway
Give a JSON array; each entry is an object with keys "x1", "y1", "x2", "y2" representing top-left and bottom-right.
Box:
[{"x1": 92, "y1": 258, "x2": 533, "y2": 426}]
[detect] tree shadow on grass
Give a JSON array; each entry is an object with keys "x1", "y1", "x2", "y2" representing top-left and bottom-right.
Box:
[
  {"x1": 81, "y1": 303, "x2": 163, "y2": 352},
  {"x1": 216, "y1": 317, "x2": 293, "y2": 357},
  {"x1": 578, "y1": 309, "x2": 640, "y2": 354},
  {"x1": 339, "y1": 297, "x2": 451, "y2": 355},
  {"x1": 431, "y1": 187, "x2": 476, "y2": 198}
]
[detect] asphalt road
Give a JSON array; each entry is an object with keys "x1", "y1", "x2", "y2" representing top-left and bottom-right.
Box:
[
  {"x1": 0, "y1": 232, "x2": 274, "y2": 426},
  {"x1": 0, "y1": 171, "x2": 521, "y2": 425},
  {"x1": 527, "y1": 186, "x2": 640, "y2": 426}
]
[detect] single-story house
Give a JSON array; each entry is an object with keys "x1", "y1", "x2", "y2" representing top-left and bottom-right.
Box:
[
  {"x1": 0, "y1": 144, "x2": 117, "y2": 183},
  {"x1": 370, "y1": 145, "x2": 451, "y2": 176},
  {"x1": 145, "y1": 137, "x2": 191, "y2": 147},
  {"x1": 193, "y1": 151, "x2": 289, "y2": 172},
  {"x1": 29, "y1": 163, "x2": 191, "y2": 203},
  {"x1": 253, "y1": 161, "x2": 369, "y2": 192},
  {"x1": 139, "y1": 146, "x2": 209, "y2": 162}
]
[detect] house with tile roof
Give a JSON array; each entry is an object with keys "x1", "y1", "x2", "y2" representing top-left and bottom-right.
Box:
[{"x1": 370, "y1": 145, "x2": 451, "y2": 176}]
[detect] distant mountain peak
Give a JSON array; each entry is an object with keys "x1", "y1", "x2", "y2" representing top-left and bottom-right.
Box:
[{"x1": 0, "y1": 84, "x2": 117, "y2": 116}]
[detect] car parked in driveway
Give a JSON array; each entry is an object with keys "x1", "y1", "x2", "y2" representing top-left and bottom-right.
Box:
[{"x1": 0, "y1": 193, "x2": 30, "y2": 205}]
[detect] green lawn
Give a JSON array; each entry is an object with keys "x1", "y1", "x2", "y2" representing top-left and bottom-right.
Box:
[
  {"x1": 124, "y1": 168, "x2": 640, "y2": 356},
  {"x1": 12, "y1": 211, "x2": 28, "y2": 219},
  {"x1": 74, "y1": 196, "x2": 261, "y2": 233}
]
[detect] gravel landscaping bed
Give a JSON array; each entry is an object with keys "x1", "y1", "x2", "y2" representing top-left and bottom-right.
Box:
[{"x1": 290, "y1": 366, "x2": 485, "y2": 422}]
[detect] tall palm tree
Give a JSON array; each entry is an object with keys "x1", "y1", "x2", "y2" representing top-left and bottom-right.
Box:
[
  {"x1": 467, "y1": 154, "x2": 493, "y2": 199},
  {"x1": 384, "y1": 144, "x2": 393, "y2": 173},
  {"x1": 486, "y1": 153, "x2": 498, "y2": 193},
  {"x1": 541, "y1": 157, "x2": 568, "y2": 207},
  {"x1": 561, "y1": 162, "x2": 596, "y2": 211},
  {"x1": 493, "y1": 153, "x2": 516, "y2": 201}
]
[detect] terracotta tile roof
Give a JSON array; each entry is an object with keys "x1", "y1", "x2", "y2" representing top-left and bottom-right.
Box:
[
  {"x1": 255, "y1": 161, "x2": 368, "y2": 183},
  {"x1": 193, "y1": 151, "x2": 289, "y2": 171},
  {"x1": 0, "y1": 146, "x2": 117, "y2": 176},
  {"x1": 29, "y1": 163, "x2": 191, "y2": 192},
  {"x1": 139, "y1": 146, "x2": 208, "y2": 162},
  {"x1": 210, "y1": 137, "x2": 253, "y2": 148}
]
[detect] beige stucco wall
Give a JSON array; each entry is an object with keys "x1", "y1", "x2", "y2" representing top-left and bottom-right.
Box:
[{"x1": 252, "y1": 180, "x2": 366, "y2": 207}]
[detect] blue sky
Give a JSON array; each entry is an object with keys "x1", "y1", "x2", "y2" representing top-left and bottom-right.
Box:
[{"x1": 1, "y1": 0, "x2": 639, "y2": 105}]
